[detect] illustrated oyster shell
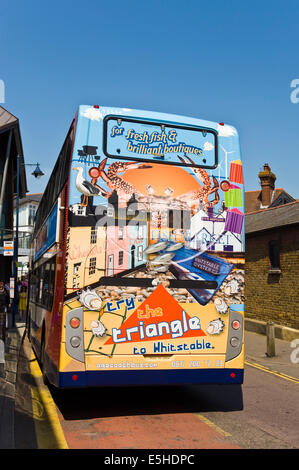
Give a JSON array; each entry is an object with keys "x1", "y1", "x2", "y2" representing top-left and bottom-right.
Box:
[
  {"x1": 144, "y1": 241, "x2": 169, "y2": 254},
  {"x1": 227, "y1": 279, "x2": 240, "y2": 294},
  {"x1": 165, "y1": 242, "x2": 184, "y2": 252},
  {"x1": 214, "y1": 297, "x2": 229, "y2": 314},
  {"x1": 150, "y1": 252, "x2": 176, "y2": 265},
  {"x1": 78, "y1": 288, "x2": 102, "y2": 310},
  {"x1": 150, "y1": 264, "x2": 169, "y2": 272},
  {"x1": 224, "y1": 285, "x2": 232, "y2": 296},
  {"x1": 207, "y1": 318, "x2": 225, "y2": 335},
  {"x1": 90, "y1": 320, "x2": 106, "y2": 337}
]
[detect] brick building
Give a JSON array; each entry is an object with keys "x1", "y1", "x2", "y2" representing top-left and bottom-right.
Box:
[{"x1": 245, "y1": 165, "x2": 299, "y2": 329}]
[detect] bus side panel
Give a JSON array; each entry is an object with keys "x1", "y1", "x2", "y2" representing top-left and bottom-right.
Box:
[
  {"x1": 44, "y1": 117, "x2": 78, "y2": 385},
  {"x1": 43, "y1": 183, "x2": 69, "y2": 385},
  {"x1": 29, "y1": 117, "x2": 77, "y2": 387},
  {"x1": 28, "y1": 185, "x2": 68, "y2": 386}
]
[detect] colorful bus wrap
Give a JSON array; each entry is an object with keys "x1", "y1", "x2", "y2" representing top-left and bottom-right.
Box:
[{"x1": 28, "y1": 106, "x2": 244, "y2": 388}]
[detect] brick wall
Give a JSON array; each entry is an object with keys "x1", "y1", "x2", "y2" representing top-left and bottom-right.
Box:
[{"x1": 245, "y1": 224, "x2": 299, "y2": 329}]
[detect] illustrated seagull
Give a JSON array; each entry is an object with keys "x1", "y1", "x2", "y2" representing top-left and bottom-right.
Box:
[{"x1": 72, "y1": 166, "x2": 108, "y2": 206}]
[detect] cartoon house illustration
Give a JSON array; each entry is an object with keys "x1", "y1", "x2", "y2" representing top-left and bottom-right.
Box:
[
  {"x1": 105, "y1": 191, "x2": 148, "y2": 276},
  {"x1": 66, "y1": 197, "x2": 107, "y2": 290},
  {"x1": 188, "y1": 204, "x2": 243, "y2": 252},
  {"x1": 149, "y1": 205, "x2": 191, "y2": 245},
  {"x1": 69, "y1": 203, "x2": 87, "y2": 217}
]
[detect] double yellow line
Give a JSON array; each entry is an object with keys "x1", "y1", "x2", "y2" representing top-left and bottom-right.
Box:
[
  {"x1": 30, "y1": 353, "x2": 68, "y2": 449},
  {"x1": 245, "y1": 360, "x2": 299, "y2": 385},
  {"x1": 195, "y1": 413, "x2": 232, "y2": 437}
]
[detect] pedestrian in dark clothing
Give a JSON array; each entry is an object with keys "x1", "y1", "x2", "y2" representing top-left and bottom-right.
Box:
[{"x1": 0, "y1": 280, "x2": 10, "y2": 341}]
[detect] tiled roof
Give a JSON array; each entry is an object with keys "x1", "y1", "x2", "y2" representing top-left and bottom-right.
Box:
[
  {"x1": 245, "y1": 201, "x2": 299, "y2": 234},
  {"x1": 13, "y1": 193, "x2": 43, "y2": 208},
  {"x1": 0, "y1": 106, "x2": 18, "y2": 130},
  {"x1": 245, "y1": 188, "x2": 284, "y2": 213}
]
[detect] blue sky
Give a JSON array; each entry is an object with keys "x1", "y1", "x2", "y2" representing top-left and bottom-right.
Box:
[{"x1": 1, "y1": 0, "x2": 299, "y2": 198}]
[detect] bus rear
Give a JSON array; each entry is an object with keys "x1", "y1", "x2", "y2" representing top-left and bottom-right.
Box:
[{"x1": 59, "y1": 105, "x2": 244, "y2": 388}]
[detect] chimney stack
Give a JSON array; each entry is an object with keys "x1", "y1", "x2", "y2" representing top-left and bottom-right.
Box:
[{"x1": 258, "y1": 163, "x2": 276, "y2": 207}]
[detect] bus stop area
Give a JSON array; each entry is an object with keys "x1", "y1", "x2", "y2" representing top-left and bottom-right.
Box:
[{"x1": 1, "y1": 319, "x2": 298, "y2": 449}]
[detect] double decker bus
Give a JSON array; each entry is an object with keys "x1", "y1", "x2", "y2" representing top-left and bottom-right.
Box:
[{"x1": 28, "y1": 105, "x2": 245, "y2": 388}]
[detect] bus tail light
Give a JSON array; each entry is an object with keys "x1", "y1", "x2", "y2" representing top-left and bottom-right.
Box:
[
  {"x1": 70, "y1": 317, "x2": 80, "y2": 329},
  {"x1": 226, "y1": 310, "x2": 243, "y2": 362},
  {"x1": 232, "y1": 320, "x2": 240, "y2": 330},
  {"x1": 65, "y1": 307, "x2": 84, "y2": 363},
  {"x1": 70, "y1": 336, "x2": 81, "y2": 348},
  {"x1": 230, "y1": 337, "x2": 240, "y2": 348}
]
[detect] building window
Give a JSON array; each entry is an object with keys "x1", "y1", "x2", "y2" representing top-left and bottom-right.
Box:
[
  {"x1": 77, "y1": 205, "x2": 84, "y2": 215},
  {"x1": 118, "y1": 226, "x2": 124, "y2": 239},
  {"x1": 269, "y1": 240, "x2": 280, "y2": 272},
  {"x1": 118, "y1": 251, "x2": 124, "y2": 265},
  {"x1": 28, "y1": 205, "x2": 36, "y2": 225},
  {"x1": 90, "y1": 227, "x2": 97, "y2": 244},
  {"x1": 138, "y1": 224, "x2": 143, "y2": 239},
  {"x1": 89, "y1": 257, "x2": 96, "y2": 275},
  {"x1": 73, "y1": 262, "x2": 81, "y2": 275},
  {"x1": 138, "y1": 245, "x2": 143, "y2": 261}
]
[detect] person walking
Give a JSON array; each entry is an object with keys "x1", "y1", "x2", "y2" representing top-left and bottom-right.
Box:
[
  {"x1": 18, "y1": 286, "x2": 27, "y2": 322},
  {"x1": 0, "y1": 280, "x2": 10, "y2": 341}
]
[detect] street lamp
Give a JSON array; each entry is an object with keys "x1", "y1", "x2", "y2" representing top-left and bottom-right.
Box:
[
  {"x1": 31, "y1": 163, "x2": 44, "y2": 179},
  {"x1": 12, "y1": 157, "x2": 44, "y2": 327}
]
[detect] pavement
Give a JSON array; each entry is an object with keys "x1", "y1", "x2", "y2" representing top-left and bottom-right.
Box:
[
  {"x1": 0, "y1": 317, "x2": 298, "y2": 449},
  {"x1": 0, "y1": 321, "x2": 24, "y2": 449}
]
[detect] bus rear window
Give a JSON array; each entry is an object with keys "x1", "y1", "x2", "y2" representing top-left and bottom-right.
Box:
[{"x1": 104, "y1": 116, "x2": 217, "y2": 168}]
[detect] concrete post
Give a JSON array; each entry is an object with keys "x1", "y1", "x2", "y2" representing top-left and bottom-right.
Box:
[{"x1": 266, "y1": 321, "x2": 276, "y2": 357}]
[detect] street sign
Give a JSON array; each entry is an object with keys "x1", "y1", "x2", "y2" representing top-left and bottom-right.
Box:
[
  {"x1": 3, "y1": 241, "x2": 13, "y2": 256},
  {"x1": 43, "y1": 244, "x2": 57, "y2": 258}
]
